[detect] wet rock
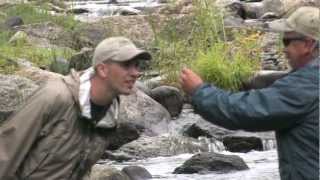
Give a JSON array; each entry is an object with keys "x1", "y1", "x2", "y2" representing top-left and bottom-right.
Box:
[
  {"x1": 173, "y1": 152, "x2": 249, "y2": 174},
  {"x1": 90, "y1": 166, "x2": 130, "y2": 180},
  {"x1": 222, "y1": 136, "x2": 263, "y2": 153},
  {"x1": 182, "y1": 123, "x2": 213, "y2": 138},
  {"x1": 0, "y1": 74, "x2": 39, "y2": 124},
  {"x1": 102, "y1": 151, "x2": 135, "y2": 162},
  {"x1": 122, "y1": 166, "x2": 152, "y2": 180},
  {"x1": 68, "y1": 47, "x2": 94, "y2": 71},
  {"x1": 150, "y1": 86, "x2": 183, "y2": 117},
  {"x1": 106, "y1": 122, "x2": 143, "y2": 150},
  {"x1": 5, "y1": 16, "x2": 23, "y2": 28},
  {"x1": 119, "y1": 89, "x2": 171, "y2": 135},
  {"x1": 179, "y1": 116, "x2": 234, "y2": 140},
  {"x1": 116, "y1": 135, "x2": 208, "y2": 158}
]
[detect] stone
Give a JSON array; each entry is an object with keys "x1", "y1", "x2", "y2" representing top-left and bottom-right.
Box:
[
  {"x1": 222, "y1": 136, "x2": 263, "y2": 153},
  {"x1": 173, "y1": 152, "x2": 249, "y2": 174},
  {"x1": 150, "y1": 86, "x2": 183, "y2": 117},
  {"x1": 122, "y1": 166, "x2": 152, "y2": 180},
  {"x1": 90, "y1": 166, "x2": 130, "y2": 180},
  {"x1": 119, "y1": 90, "x2": 171, "y2": 135},
  {"x1": 116, "y1": 135, "x2": 208, "y2": 158},
  {"x1": 5, "y1": 16, "x2": 23, "y2": 28}
]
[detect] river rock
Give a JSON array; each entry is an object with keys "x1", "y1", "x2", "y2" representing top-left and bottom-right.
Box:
[
  {"x1": 173, "y1": 152, "x2": 249, "y2": 174},
  {"x1": 222, "y1": 136, "x2": 263, "y2": 153},
  {"x1": 119, "y1": 90, "x2": 171, "y2": 135},
  {"x1": 116, "y1": 135, "x2": 208, "y2": 159},
  {"x1": 106, "y1": 122, "x2": 143, "y2": 150},
  {"x1": 122, "y1": 166, "x2": 152, "y2": 180},
  {"x1": 150, "y1": 86, "x2": 183, "y2": 117},
  {"x1": 0, "y1": 74, "x2": 39, "y2": 124},
  {"x1": 90, "y1": 166, "x2": 130, "y2": 180}
]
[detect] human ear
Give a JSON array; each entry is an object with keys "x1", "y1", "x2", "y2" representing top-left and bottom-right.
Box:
[{"x1": 96, "y1": 64, "x2": 108, "y2": 78}]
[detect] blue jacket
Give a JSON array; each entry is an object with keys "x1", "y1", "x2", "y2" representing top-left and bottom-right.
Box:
[{"x1": 191, "y1": 58, "x2": 319, "y2": 180}]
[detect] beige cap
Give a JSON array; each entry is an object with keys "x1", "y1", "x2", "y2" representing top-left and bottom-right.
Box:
[
  {"x1": 268, "y1": 6, "x2": 320, "y2": 40},
  {"x1": 92, "y1": 37, "x2": 151, "y2": 66}
]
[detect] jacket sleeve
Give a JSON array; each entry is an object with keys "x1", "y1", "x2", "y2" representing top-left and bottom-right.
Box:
[
  {"x1": 0, "y1": 86, "x2": 54, "y2": 179},
  {"x1": 191, "y1": 64, "x2": 318, "y2": 132}
]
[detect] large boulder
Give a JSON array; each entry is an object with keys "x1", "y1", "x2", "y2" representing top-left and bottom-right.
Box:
[
  {"x1": 150, "y1": 86, "x2": 183, "y2": 117},
  {"x1": 173, "y1": 152, "x2": 249, "y2": 174},
  {"x1": 90, "y1": 166, "x2": 130, "y2": 180},
  {"x1": 119, "y1": 89, "x2": 171, "y2": 136},
  {"x1": 115, "y1": 135, "x2": 209, "y2": 159},
  {"x1": 122, "y1": 166, "x2": 152, "y2": 180}
]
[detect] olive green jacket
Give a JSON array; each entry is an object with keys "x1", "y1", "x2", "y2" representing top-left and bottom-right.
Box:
[{"x1": 0, "y1": 70, "x2": 119, "y2": 180}]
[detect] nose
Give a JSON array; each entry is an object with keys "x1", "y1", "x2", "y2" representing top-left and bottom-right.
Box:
[{"x1": 129, "y1": 65, "x2": 141, "y2": 78}]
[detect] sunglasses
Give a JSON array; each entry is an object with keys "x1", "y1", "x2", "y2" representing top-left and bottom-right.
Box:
[{"x1": 282, "y1": 37, "x2": 306, "y2": 47}]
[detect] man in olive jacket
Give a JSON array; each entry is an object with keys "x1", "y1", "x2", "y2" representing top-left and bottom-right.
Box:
[
  {"x1": 0, "y1": 37, "x2": 151, "y2": 179},
  {"x1": 180, "y1": 6, "x2": 319, "y2": 180}
]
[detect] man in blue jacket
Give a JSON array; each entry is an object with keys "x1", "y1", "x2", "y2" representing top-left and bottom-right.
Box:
[{"x1": 179, "y1": 6, "x2": 319, "y2": 180}]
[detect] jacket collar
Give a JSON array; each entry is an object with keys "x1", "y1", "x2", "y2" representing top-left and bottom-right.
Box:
[{"x1": 62, "y1": 68, "x2": 119, "y2": 129}]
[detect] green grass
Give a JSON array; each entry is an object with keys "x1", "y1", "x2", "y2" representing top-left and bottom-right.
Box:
[
  {"x1": 0, "y1": 3, "x2": 78, "y2": 74},
  {"x1": 149, "y1": 0, "x2": 261, "y2": 90},
  {"x1": 1, "y1": 3, "x2": 78, "y2": 30}
]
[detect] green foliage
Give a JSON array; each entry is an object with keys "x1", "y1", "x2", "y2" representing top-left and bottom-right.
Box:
[
  {"x1": 0, "y1": 41, "x2": 74, "y2": 74},
  {"x1": 192, "y1": 31, "x2": 261, "y2": 91},
  {"x1": 0, "y1": 3, "x2": 77, "y2": 74},
  {"x1": 2, "y1": 3, "x2": 78, "y2": 30},
  {"x1": 150, "y1": 0, "x2": 261, "y2": 90}
]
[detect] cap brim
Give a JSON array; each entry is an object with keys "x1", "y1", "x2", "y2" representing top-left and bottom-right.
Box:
[
  {"x1": 114, "y1": 47, "x2": 152, "y2": 62},
  {"x1": 268, "y1": 19, "x2": 294, "y2": 32}
]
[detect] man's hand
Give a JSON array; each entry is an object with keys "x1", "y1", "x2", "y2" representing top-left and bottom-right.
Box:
[{"x1": 179, "y1": 68, "x2": 204, "y2": 95}]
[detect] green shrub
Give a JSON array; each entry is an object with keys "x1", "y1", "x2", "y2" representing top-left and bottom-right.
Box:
[{"x1": 150, "y1": 0, "x2": 261, "y2": 90}]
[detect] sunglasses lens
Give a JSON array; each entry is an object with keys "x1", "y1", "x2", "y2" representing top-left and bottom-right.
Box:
[
  {"x1": 282, "y1": 39, "x2": 290, "y2": 46},
  {"x1": 282, "y1": 37, "x2": 305, "y2": 46}
]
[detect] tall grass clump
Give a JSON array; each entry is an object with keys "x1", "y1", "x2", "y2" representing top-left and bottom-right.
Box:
[{"x1": 150, "y1": 0, "x2": 261, "y2": 91}]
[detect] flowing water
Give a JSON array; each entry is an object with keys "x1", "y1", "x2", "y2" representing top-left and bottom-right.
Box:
[
  {"x1": 66, "y1": 0, "x2": 163, "y2": 22},
  {"x1": 100, "y1": 149, "x2": 279, "y2": 180}
]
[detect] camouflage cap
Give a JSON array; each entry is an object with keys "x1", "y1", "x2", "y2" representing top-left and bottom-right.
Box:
[
  {"x1": 268, "y1": 6, "x2": 320, "y2": 40},
  {"x1": 92, "y1": 37, "x2": 151, "y2": 66}
]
